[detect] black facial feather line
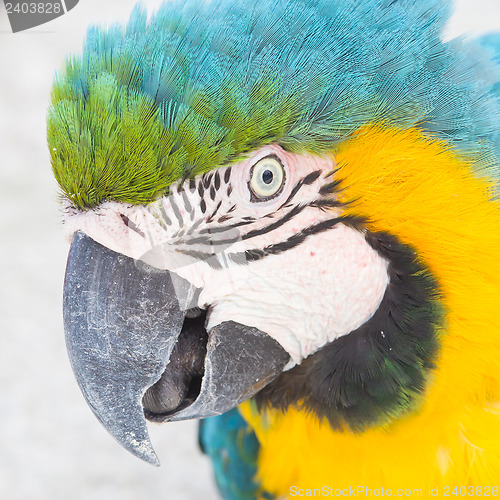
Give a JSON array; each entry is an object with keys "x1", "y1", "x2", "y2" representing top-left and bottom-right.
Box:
[{"x1": 255, "y1": 231, "x2": 443, "y2": 431}]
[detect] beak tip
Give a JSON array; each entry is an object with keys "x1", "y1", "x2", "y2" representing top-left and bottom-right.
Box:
[
  {"x1": 138, "y1": 452, "x2": 161, "y2": 467},
  {"x1": 143, "y1": 452, "x2": 161, "y2": 467},
  {"x1": 123, "y1": 433, "x2": 161, "y2": 466}
]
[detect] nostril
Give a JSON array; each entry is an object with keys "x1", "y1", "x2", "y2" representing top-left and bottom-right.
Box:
[{"x1": 143, "y1": 310, "x2": 208, "y2": 421}]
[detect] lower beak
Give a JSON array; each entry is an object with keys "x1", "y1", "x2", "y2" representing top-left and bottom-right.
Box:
[{"x1": 63, "y1": 232, "x2": 289, "y2": 465}]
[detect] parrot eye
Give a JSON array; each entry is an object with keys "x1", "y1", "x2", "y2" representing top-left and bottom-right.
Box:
[{"x1": 248, "y1": 155, "x2": 285, "y2": 201}]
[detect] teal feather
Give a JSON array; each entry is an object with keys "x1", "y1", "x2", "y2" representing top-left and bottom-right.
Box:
[
  {"x1": 478, "y1": 33, "x2": 500, "y2": 97},
  {"x1": 199, "y1": 409, "x2": 273, "y2": 500},
  {"x1": 47, "y1": 0, "x2": 500, "y2": 208}
]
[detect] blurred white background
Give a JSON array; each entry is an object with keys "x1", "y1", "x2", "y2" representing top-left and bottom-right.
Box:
[{"x1": 0, "y1": 0, "x2": 499, "y2": 499}]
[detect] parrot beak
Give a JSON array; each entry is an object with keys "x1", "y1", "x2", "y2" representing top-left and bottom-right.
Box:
[{"x1": 63, "y1": 232, "x2": 289, "y2": 465}]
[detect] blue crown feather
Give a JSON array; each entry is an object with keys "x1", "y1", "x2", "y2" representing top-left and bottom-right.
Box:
[{"x1": 47, "y1": 0, "x2": 500, "y2": 208}]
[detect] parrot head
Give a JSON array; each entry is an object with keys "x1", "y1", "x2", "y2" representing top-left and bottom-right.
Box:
[{"x1": 48, "y1": 0, "x2": 500, "y2": 466}]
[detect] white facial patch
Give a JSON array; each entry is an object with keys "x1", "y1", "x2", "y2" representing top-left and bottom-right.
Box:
[
  {"x1": 62, "y1": 145, "x2": 389, "y2": 366},
  {"x1": 201, "y1": 224, "x2": 389, "y2": 366}
]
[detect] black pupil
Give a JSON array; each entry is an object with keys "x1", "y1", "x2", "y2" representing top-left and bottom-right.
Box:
[{"x1": 262, "y1": 169, "x2": 274, "y2": 185}]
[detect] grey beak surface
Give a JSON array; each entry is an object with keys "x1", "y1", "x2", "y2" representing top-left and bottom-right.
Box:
[
  {"x1": 158, "y1": 321, "x2": 290, "y2": 421},
  {"x1": 63, "y1": 231, "x2": 290, "y2": 466},
  {"x1": 63, "y1": 232, "x2": 191, "y2": 465}
]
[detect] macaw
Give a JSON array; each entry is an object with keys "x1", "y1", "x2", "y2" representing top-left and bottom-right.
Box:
[{"x1": 47, "y1": 0, "x2": 500, "y2": 497}]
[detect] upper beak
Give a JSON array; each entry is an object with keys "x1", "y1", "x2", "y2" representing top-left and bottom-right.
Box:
[{"x1": 63, "y1": 232, "x2": 289, "y2": 465}]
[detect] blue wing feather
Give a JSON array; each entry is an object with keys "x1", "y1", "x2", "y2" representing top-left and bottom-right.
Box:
[{"x1": 199, "y1": 409, "x2": 273, "y2": 500}]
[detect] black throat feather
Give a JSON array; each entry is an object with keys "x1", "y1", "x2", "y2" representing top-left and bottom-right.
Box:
[{"x1": 255, "y1": 231, "x2": 444, "y2": 431}]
